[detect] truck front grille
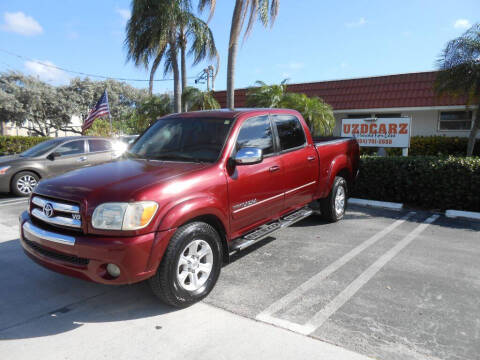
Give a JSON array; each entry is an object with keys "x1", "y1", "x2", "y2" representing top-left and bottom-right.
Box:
[
  {"x1": 30, "y1": 196, "x2": 82, "y2": 230},
  {"x1": 24, "y1": 238, "x2": 89, "y2": 266}
]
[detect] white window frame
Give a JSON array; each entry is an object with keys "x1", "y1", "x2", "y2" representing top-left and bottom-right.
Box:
[{"x1": 437, "y1": 110, "x2": 474, "y2": 132}]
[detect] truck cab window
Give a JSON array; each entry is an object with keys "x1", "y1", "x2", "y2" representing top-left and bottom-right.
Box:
[
  {"x1": 236, "y1": 116, "x2": 274, "y2": 155},
  {"x1": 273, "y1": 115, "x2": 306, "y2": 151}
]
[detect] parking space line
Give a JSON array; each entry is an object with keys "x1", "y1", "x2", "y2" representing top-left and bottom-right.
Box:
[
  {"x1": 302, "y1": 214, "x2": 439, "y2": 335},
  {"x1": 256, "y1": 212, "x2": 415, "y2": 324},
  {"x1": 0, "y1": 199, "x2": 28, "y2": 207}
]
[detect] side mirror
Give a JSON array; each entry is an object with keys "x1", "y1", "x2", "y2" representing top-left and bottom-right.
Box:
[
  {"x1": 47, "y1": 152, "x2": 60, "y2": 161},
  {"x1": 235, "y1": 147, "x2": 263, "y2": 165}
]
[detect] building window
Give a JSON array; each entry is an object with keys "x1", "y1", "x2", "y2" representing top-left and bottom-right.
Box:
[{"x1": 438, "y1": 111, "x2": 473, "y2": 131}]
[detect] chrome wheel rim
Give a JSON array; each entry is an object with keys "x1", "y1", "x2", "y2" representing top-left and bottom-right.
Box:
[
  {"x1": 177, "y1": 239, "x2": 213, "y2": 292},
  {"x1": 16, "y1": 175, "x2": 37, "y2": 195},
  {"x1": 335, "y1": 185, "x2": 346, "y2": 216}
]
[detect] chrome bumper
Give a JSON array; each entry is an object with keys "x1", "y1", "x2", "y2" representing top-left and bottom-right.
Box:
[{"x1": 22, "y1": 221, "x2": 75, "y2": 246}]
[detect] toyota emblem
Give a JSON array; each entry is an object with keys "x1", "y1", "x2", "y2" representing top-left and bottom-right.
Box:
[{"x1": 43, "y1": 203, "x2": 54, "y2": 218}]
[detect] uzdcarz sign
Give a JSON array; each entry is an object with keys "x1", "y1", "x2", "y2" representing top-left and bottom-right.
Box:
[{"x1": 341, "y1": 117, "x2": 411, "y2": 148}]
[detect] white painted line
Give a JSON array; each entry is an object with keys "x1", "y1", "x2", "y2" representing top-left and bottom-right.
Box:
[
  {"x1": 302, "y1": 214, "x2": 440, "y2": 335},
  {"x1": 348, "y1": 198, "x2": 403, "y2": 211},
  {"x1": 445, "y1": 210, "x2": 480, "y2": 221},
  {"x1": 0, "y1": 198, "x2": 28, "y2": 207},
  {"x1": 256, "y1": 212, "x2": 415, "y2": 323}
]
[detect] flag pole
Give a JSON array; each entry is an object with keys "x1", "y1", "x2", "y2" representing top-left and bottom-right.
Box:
[{"x1": 105, "y1": 90, "x2": 112, "y2": 136}]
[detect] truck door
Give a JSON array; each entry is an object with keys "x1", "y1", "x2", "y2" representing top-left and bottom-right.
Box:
[
  {"x1": 272, "y1": 114, "x2": 319, "y2": 211},
  {"x1": 227, "y1": 115, "x2": 284, "y2": 236}
]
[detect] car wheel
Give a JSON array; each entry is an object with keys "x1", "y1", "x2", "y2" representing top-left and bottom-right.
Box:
[
  {"x1": 320, "y1": 176, "x2": 347, "y2": 222},
  {"x1": 149, "y1": 221, "x2": 222, "y2": 308},
  {"x1": 12, "y1": 171, "x2": 39, "y2": 197}
]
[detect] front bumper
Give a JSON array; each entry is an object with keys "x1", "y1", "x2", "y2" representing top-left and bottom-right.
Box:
[{"x1": 19, "y1": 211, "x2": 174, "y2": 285}]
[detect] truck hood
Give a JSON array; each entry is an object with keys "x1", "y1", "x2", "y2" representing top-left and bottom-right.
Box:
[{"x1": 34, "y1": 159, "x2": 207, "y2": 204}]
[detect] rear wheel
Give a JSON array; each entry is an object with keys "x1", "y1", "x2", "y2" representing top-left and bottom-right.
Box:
[
  {"x1": 12, "y1": 171, "x2": 39, "y2": 197},
  {"x1": 149, "y1": 222, "x2": 222, "y2": 308},
  {"x1": 320, "y1": 176, "x2": 347, "y2": 222}
]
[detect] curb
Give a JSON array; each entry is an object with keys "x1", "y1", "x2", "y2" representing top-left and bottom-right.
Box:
[
  {"x1": 348, "y1": 198, "x2": 403, "y2": 211},
  {"x1": 445, "y1": 210, "x2": 480, "y2": 221}
]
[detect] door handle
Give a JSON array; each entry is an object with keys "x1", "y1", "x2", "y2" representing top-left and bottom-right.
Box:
[
  {"x1": 78, "y1": 156, "x2": 87, "y2": 162},
  {"x1": 307, "y1": 156, "x2": 315, "y2": 161},
  {"x1": 269, "y1": 165, "x2": 280, "y2": 172}
]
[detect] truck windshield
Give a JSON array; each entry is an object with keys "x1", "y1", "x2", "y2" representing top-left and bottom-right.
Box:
[
  {"x1": 20, "y1": 139, "x2": 63, "y2": 157},
  {"x1": 128, "y1": 117, "x2": 233, "y2": 163}
]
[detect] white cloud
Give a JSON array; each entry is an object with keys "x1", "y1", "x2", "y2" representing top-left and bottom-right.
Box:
[
  {"x1": 454, "y1": 19, "x2": 471, "y2": 29},
  {"x1": 346, "y1": 17, "x2": 367, "y2": 28},
  {"x1": 116, "y1": 8, "x2": 131, "y2": 22},
  {"x1": 1, "y1": 11, "x2": 43, "y2": 36},
  {"x1": 24, "y1": 60, "x2": 70, "y2": 85}
]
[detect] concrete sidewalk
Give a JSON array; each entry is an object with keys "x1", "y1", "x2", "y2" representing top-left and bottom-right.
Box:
[{"x1": 0, "y1": 285, "x2": 372, "y2": 360}]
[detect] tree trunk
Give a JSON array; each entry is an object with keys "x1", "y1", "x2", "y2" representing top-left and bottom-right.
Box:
[
  {"x1": 149, "y1": 47, "x2": 166, "y2": 96},
  {"x1": 169, "y1": 29, "x2": 182, "y2": 113},
  {"x1": 226, "y1": 0, "x2": 244, "y2": 110},
  {"x1": 466, "y1": 105, "x2": 480, "y2": 156},
  {"x1": 180, "y1": 30, "x2": 187, "y2": 112}
]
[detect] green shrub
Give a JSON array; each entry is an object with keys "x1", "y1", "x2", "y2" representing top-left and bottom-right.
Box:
[
  {"x1": 353, "y1": 156, "x2": 480, "y2": 211},
  {"x1": 359, "y1": 136, "x2": 480, "y2": 156},
  {"x1": 0, "y1": 136, "x2": 50, "y2": 156}
]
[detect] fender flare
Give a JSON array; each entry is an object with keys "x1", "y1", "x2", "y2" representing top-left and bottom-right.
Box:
[{"x1": 326, "y1": 154, "x2": 352, "y2": 193}]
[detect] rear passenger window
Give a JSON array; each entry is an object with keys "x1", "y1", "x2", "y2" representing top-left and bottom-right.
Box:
[
  {"x1": 273, "y1": 115, "x2": 306, "y2": 151},
  {"x1": 88, "y1": 140, "x2": 112, "y2": 152},
  {"x1": 236, "y1": 116, "x2": 274, "y2": 155}
]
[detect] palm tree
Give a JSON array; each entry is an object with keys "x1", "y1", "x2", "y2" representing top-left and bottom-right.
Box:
[
  {"x1": 280, "y1": 93, "x2": 336, "y2": 136},
  {"x1": 182, "y1": 86, "x2": 220, "y2": 111},
  {"x1": 435, "y1": 24, "x2": 480, "y2": 156},
  {"x1": 199, "y1": 0, "x2": 279, "y2": 109},
  {"x1": 126, "y1": 0, "x2": 217, "y2": 113},
  {"x1": 246, "y1": 79, "x2": 288, "y2": 107}
]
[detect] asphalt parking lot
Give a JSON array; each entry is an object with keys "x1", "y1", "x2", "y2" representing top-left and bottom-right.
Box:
[{"x1": 0, "y1": 196, "x2": 479, "y2": 360}]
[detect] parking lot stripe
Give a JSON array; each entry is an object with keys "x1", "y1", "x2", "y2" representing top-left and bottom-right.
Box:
[
  {"x1": 256, "y1": 212, "x2": 415, "y2": 323},
  {"x1": 0, "y1": 199, "x2": 28, "y2": 207},
  {"x1": 301, "y1": 214, "x2": 440, "y2": 335}
]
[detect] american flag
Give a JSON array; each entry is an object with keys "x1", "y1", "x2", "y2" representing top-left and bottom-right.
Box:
[{"x1": 82, "y1": 90, "x2": 110, "y2": 132}]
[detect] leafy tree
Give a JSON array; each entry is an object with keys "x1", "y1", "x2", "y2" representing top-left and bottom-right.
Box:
[
  {"x1": 246, "y1": 79, "x2": 336, "y2": 136},
  {"x1": 132, "y1": 94, "x2": 173, "y2": 133},
  {"x1": 435, "y1": 23, "x2": 480, "y2": 156},
  {"x1": 63, "y1": 77, "x2": 148, "y2": 134},
  {"x1": 182, "y1": 86, "x2": 220, "y2": 111},
  {"x1": 200, "y1": 0, "x2": 279, "y2": 109},
  {"x1": 0, "y1": 72, "x2": 75, "y2": 136}
]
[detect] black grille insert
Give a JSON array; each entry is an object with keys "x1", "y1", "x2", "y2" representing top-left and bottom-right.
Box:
[{"x1": 24, "y1": 239, "x2": 89, "y2": 266}]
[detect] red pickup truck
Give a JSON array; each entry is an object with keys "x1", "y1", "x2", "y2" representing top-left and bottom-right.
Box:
[{"x1": 19, "y1": 109, "x2": 359, "y2": 307}]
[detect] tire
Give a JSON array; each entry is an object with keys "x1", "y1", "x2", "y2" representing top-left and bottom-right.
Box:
[
  {"x1": 11, "y1": 171, "x2": 39, "y2": 197},
  {"x1": 149, "y1": 221, "x2": 223, "y2": 308},
  {"x1": 320, "y1": 176, "x2": 348, "y2": 222}
]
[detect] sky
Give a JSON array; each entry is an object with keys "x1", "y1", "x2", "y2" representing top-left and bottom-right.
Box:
[{"x1": 0, "y1": 0, "x2": 479, "y2": 94}]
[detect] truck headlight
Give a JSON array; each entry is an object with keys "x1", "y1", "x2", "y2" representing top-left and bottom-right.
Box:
[{"x1": 92, "y1": 201, "x2": 158, "y2": 230}]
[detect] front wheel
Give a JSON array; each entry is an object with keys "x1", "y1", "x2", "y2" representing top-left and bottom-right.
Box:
[
  {"x1": 320, "y1": 176, "x2": 348, "y2": 222},
  {"x1": 12, "y1": 171, "x2": 39, "y2": 197},
  {"x1": 149, "y1": 222, "x2": 222, "y2": 308}
]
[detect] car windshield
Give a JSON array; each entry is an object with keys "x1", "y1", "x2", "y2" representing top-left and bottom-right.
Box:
[
  {"x1": 128, "y1": 117, "x2": 233, "y2": 163},
  {"x1": 20, "y1": 139, "x2": 63, "y2": 157}
]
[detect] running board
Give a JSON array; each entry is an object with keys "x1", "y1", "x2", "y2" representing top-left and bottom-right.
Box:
[{"x1": 229, "y1": 207, "x2": 313, "y2": 253}]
